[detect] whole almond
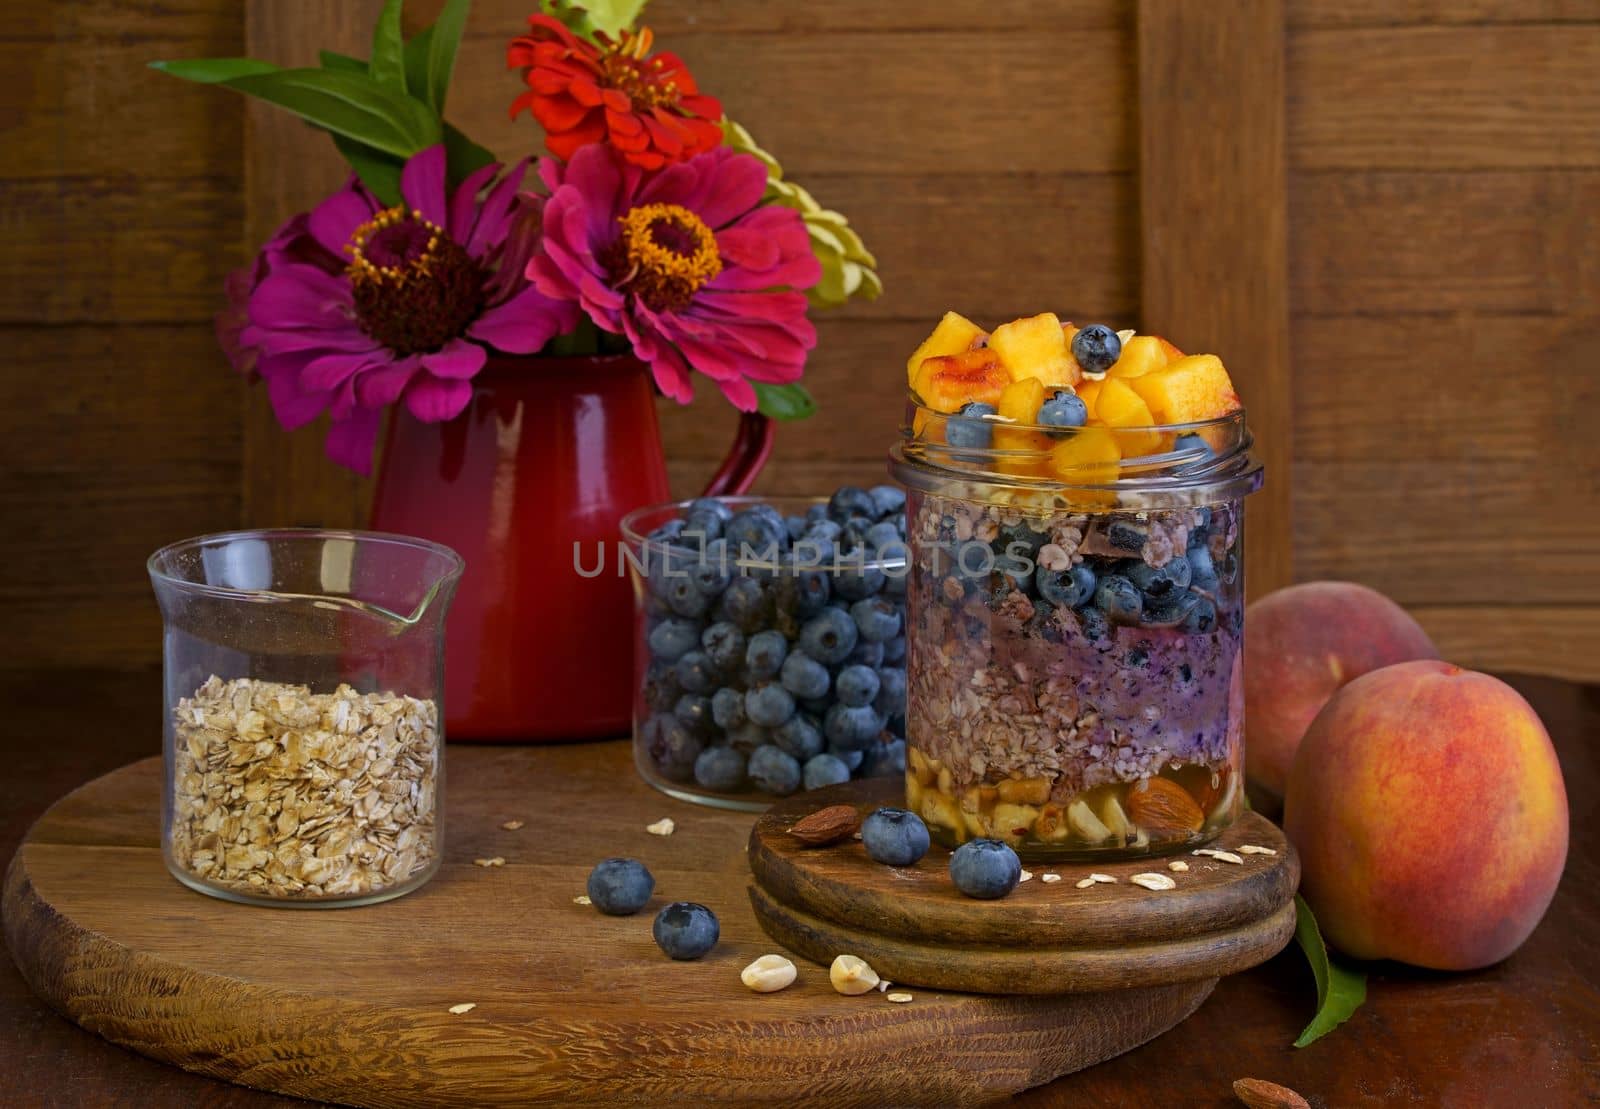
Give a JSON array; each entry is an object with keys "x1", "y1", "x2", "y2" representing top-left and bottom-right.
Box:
[
  {"x1": 787, "y1": 804, "x2": 861, "y2": 846},
  {"x1": 1233, "y1": 1077, "x2": 1310, "y2": 1109},
  {"x1": 1126, "y1": 777, "x2": 1205, "y2": 836}
]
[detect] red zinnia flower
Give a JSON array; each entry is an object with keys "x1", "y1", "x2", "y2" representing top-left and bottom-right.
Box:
[{"x1": 508, "y1": 15, "x2": 723, "y2": 170}]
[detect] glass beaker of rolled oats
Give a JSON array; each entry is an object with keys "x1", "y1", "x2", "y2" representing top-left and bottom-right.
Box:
[{"x1": 149, "y1": 529, "x2": 462, "y2": 907}]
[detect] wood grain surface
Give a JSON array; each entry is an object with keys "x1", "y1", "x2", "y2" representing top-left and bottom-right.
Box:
[
  {"x1": 746, "y1": 783, "x2": 1298, "y2": 993},
  {"x1": 4, "y1": 744, "x2": 1229, "y2": 1106}
]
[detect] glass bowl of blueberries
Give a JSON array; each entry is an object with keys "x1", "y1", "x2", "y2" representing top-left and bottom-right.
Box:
[{"x1": 621, "y1": 485, "x2": 910, "y2": 811}]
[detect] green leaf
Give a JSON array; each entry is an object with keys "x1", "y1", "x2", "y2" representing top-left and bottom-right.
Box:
[
  {"x1": 368, "y1": 0, "x2": 407, "y2": 90},
  {"x1": 754, "y1": 382, "x2": 817, "y2": 421},
  {"x1": 444, "y1": 124, "x2": 499, "y2": 183},
  {"x1": 1292, "y1": 895, "x2": 1367, "y2": 1047},
  {"x1": 318, "y1": 50, "x2": 367, "y2": 74},
  {"x1": 426, "y1": 0, "x2": 472, "y2": 113},
  {"x1": 331, "y1": 134, "x2": 405, "y2": 206},
  {"x1": 222, "y1": 68, "x2": 442, "y2": 159},
  {"x1": 149, "y1": 57, "x2": 281, "y2": 83}
]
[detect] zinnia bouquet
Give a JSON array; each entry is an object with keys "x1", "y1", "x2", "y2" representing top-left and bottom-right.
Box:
[{"x1": 156, "y1": 0, "x2": 878, "y2": 474}]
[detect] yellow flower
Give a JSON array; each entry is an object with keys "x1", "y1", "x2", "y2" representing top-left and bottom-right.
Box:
[{"x1": 722, "y1": 119, "x2": 882, "y2": 309}]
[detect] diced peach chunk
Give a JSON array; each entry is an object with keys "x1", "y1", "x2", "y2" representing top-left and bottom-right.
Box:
[
  {"x1": 912, "y1": 349, "x2": 1010, "y2": 413},
  {"x1": 1048, "y1": 426, "x2": 1121, "y2": 484},
  {"x1": 1128, "y1": 354, "x2": 1241, "y2": 424},
  {"x1": 990, "y1": 312, "x2": 1081, "y2": 388},
  {"x1": 997, "y1": 377, "x2": 1045, "y2": 425},
  {"x1": 1075, "y1": 378, "x2": 1104, "y2": 419},
  {"x1": 1093, "y1": 379, "x2": 1164, "y2": 456},
  {"x1": 994, "y1": 378, "x2": 1052, "y2": 475},
  {"x1": 1107, "y1": 335, "x2": 1172, "y2": 381},
  {"x1": 906, "y1": 312, "x2": 987, "y2": 386}
]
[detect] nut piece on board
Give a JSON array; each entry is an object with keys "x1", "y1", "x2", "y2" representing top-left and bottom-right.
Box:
[
  {"x1": 788, "y1": 804, "x2": 862, "y2": 846},
  {"x1": 741, "y1": 954, "x2": 798, "y2": 993},
  {"x1": 830, "y1": 954, "x2": 881, "y2": 995},
  {"x1": 1233, "y1": 1077, "x2": 1311, "y2": 1109}
]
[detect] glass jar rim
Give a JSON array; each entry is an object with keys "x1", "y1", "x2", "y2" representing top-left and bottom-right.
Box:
[
  {"x1": 147, "y1": 527, "x2": 465, "y2": 601},
  {"x1": 620, "y1": 495, "x2": 909, "y2": 572},
  {"x1": 892, "y1": 401, "x2": 1264, "y2": 508}
]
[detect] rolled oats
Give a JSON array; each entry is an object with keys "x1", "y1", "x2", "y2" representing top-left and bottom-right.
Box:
[{"x1": 169, "y1": 676, "x2": 438, "y2": 902}]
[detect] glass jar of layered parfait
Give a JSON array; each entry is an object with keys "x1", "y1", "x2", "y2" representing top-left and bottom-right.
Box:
[{"x1": 888, "y1": 312, "x2": 1263, "y2": 860}]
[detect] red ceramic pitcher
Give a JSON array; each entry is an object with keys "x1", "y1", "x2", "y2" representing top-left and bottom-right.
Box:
[{"x1": 369, "y1": 354, "x2": 772, "y2": 741}]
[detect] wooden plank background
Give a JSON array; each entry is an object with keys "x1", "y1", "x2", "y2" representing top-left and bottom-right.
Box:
[{"x1": 3, "y1": 0, "x2": 1597, "y2": 679}]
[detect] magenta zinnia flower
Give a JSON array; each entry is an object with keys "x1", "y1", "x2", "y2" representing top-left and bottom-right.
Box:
[
  {"x1": 532, "y1": 143, "x2": 821, "y2": 409},
  {"x1": 235, "y1": 145, "x2": 578, "y2": 473}
]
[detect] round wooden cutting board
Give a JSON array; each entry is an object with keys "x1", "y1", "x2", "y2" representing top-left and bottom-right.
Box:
[
  {"x1": 750, "y1": 784, "x2": 1300, "y2": 995},
  {"x1": 7, "y1": 743, "x2": 1235, "y2": 1107}
]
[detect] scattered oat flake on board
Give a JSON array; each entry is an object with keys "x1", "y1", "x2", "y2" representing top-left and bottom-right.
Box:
[
  {"x1": 1018, "y1": 869, "x2": 1034, "y2": 883},
  {"x1": 887, "y1": 992, "x2": 914, "y2": 1003},
  {"x1": 1040, "y1": 873, "x2": 1062, "y2": 884},
  {"x1": 447, "y1": 1003, "x2": 476, "y2": 1015},
  {"x1": 573, "y1": 894, "x2": 591, "y2": 906},
  {"x1": 500, "y1": 819, "x2": 524, "y2": 830},
  {"x1": 1075, "y1": 877, "x2": 1097, "y2": 888},
  {"x1": 1194, "y1": 848, "x2": 1244, "y2": 865},
  {"x1": 1131, "y1": 872, "x2": 1177, "y2": 891},
  {"x1": 1089, "y1": 873, "x2": 1117, "y2": 884},
  {"x1": 1238, "y1": 845, "x2": 1277, "y2": 856},
  {"x1": 647, "y1": 817, "x2": 676, "y2": 836},
  {"x1": 1169, "y1": 860, "x2": 1189, "y2": 872},
  {"x1": 473, "y1": 857, "x2": 505, "y2": 868}
]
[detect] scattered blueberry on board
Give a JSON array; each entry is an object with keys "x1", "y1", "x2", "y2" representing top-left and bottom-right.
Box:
[
  {"x1": 652, "y1": 901, "x2": 720, "y2": 960},
  {"x1": 586, "y1": 858, "x2": 655, "y2": 916},
  {"x1": 638, "y1": 486, "x2": 909, "y2": 797},
  {"x1": 949, "y1": 839, "x2": 1023, "y2": 900},
  {"x1": 861, "y1": 807, "x2": 931, "y2": 867}
]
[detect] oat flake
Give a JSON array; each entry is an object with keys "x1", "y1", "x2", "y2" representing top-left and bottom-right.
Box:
[
  {"x1": 887, "y1": 992, "x2": 914, "y2": 1003},
  {"x1": 447, "y1": 1003, "x2": 476, "y2": 1015},
  {"x1": 500, "y1": 820, "x2": 525, "y2": 831},
  {"x1": 647, "y1": 817, "x2": 676, "y2": 836}
]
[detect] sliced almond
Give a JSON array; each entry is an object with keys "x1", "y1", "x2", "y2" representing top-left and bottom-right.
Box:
[
  {"x1": 646, "y1": 817, "x2": 675, "y2": 836},
  {"x1": 1130, "y1": 872, "x2": 1176, "y2": 891},
  {"x1": 1194, "y1": 848, "x2": 1244, "y2": 865},
  {"x1": 1168, "y1": 860, "x2": 1189, "y2": 872},
  {"x1": 1238, "y1": 845, "x2": 1278, "y2": 856},
  {"x1": 447, "y1": 1003, "x2": 476, "y2": 1015},
  {"x1": 886, "y1": 992, "x2": 914, "y2": 1003}
]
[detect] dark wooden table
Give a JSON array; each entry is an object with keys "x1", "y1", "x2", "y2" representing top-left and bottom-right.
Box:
[{"x1": 3, "y1": 668, "x2": 1595, "y2": 1107}]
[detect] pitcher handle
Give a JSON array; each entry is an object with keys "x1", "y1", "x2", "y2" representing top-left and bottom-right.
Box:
[{"x1": 700, "y1": 412, "x2": 774, "y2": 496}]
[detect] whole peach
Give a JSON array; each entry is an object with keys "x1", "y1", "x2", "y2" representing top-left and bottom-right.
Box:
[
  {"x1": 1245, "y1": 581, "x2": 1438, "y2": 805},
  {"x1": 1284, "y1": 660, "x2": 1568, "y2": 970}
]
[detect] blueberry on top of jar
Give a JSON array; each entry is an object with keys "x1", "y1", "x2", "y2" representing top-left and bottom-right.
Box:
[
  {"x1": 1070, "y1": 323, "x2": 1122, "y2": 374},
  {"x1": 947, "y1": 402, "x2": 997, "y2": 450},
  {"x1": 1038, "y1": 390, "x2": 1088, "y2": 432}
]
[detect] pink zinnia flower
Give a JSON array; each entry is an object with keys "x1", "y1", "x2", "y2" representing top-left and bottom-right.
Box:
[
  {"x1": 532, "y1": 143, "x2": 821, "y2": 409},
  {"x1": 235, "y1": 145, "x2": 578, "y2": 473}
]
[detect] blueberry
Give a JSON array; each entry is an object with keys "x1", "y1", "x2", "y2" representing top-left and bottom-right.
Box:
[
  {"x1": 861, "y1": 736, "x2": 906, "y2": 778},
  {"x1": 710, "y1": 686, "x2": 747, "y2": 731},
  {"x1": 641, "y1": 658, "x2": 682, "y2": 713},
  {"x1": 865, "y1": 520, "x2": 903, "y2": 552},
  {"x1": 805, "y1": 518, "x2": 843, "y2": 544},
  {"x1": 799, "y1": 607, "x2": 858, "y2": 664},
  {"x1": 849, "y1": 597, "x2": 901, "y2": 644},
  {"x1": 1219, "y1": 550, "x2": 1239, "y2": 586},
  {"x1": 701, "y1": 622, "x2": 747, "y2": 672},
  {"x1": 828, "y1": 485, "x2": 878, "y2": 522},
  {"x1": 1070, "y1": 323, "x2": 1121, "y2": 374},
  {"x1": 725, "y1": 509, "x2": 786, "y2": 561},
  {"x1": 1175, "y1": 433, "x2": 1214, "y2": 465},
  {"x1": 644, "y1": 713, "x2": 703, "y2": 782},
  {"x1": 1037, "y1": 563, "x2": 1097, "y2": 607},
  {"x1": 869, "y1": 484, "x2": 906, "y2": 518},
  {"x1": 675, "y1": 649, "x2": 718, "y2": 694},
  {"x1": 681, "y1": 508, "x2": 724, "y2": 543},
  {"x1": 832, "y1": 565, "x2": 886, "y2": 600},
  {"x1": 691, "y1": 539, "x2": 733, "y2": 595},
  {"x1": 874, "y1": 667, "x2": 906, "y2": 718},
  {"x1": 647, "y1": 519, "x2": 686, "y2": 545},
  {"x1": 726, "y1": 720, "x2": 771, "y2": 751},
  {"x1": 745, "y1": 630, "x2": 788, "y2": 680},
  {"x1": 745, "y1": 681, "x2": 796, "y2": 727},
  {"x1": 824, "y1": 702, "x2": 883, "y2": 751},
  {"x1": 665, "y1": 575, "x2": 710, "y2": 618},
  {"x1": 780, "y1": 651, "x2": 831, "y2": 700},
  {"x1": 1127, "y1": 554, "x2": 1192, "y2": 599},
  {"x1": 862, "y1": 807, "x2": 931, "y2": 866},
  {"x1": 844, "y1": 639, "x2": 885, "y2": 668},
  {"x1": 835, "y1": 664, "x2": 880, "y2": 708},
  {"x1": 881, "y1": 567, "x2": 909, "y2": 597},
  {"x1": 785, "y1": 515, "x2": 808, "y2": 541},
  {"x1": 829, "y1": 745, "x2": 865, "y2": 771},
  {"x1": 791, "y1": 570, "x2": 832, "y2": 615},
  {"x1": 716, "y1": 576, "x2": 769, "y2": 633},
  {"x1": 839, "y1": 517, "x2": 872, "y2": 554},
  {"x1": 587, "y1": 858, "x2": 655, "y2": 915},
  {"x1": 693, "y1": 746, "x2": 746, "y2": 791},
  {"x1": 1106, "y1": 520, "x2": 1148, "y2": 552},
  {"x1": 687, "y1": 497, "x2": 733, "y2": 524},
  {"x1": 1187, "y1": 545, "x2": 1219, "y2": 594},
  {"x1": 1182, "y1": 595, "x2": 1219, "y2": 634},
  {"x1": 773, "y1": 713, "x2": 825, "y2": 761},
  {"x1": 1078, "y1": 606, "x2": 1111, "y2": 643},
  {"x1": 882, "y1": 635, "x2": 906, "y2": 664},
  {"x1": 1093, "y1": 575, "x2": 1144, "y2": 625},
  {"x1": 1038, "y1": 390, "x2": 1088, "y2": 432},
  {"x1": 674, "y1": 693, "x2": 714, "y2": 735},
  {"x1": 947, "y1": 401, "x2": 997, "y2": 449},
  {"x1": 648, "y1": 618, "x2": 702, "y2": 661},
  {"x1": 949, "y1": 838, "x2": 1023, "y2": 899},
  {"x1": 803, "y1": 753, "x2": 852, "y2": 790},
  {"x1": 652, "y1": 901, "x2": 720, "y2": 960},
  {"x1": 805, "y1": 503, "x2": 830, "y2": 526},
  {"x1": 996, "y1": 548, "x2": 1035, "y2": 594},
  {"x1": 747, "y1": 744, "x2": 802, "y2": 795},
  {"x1": 1141, "y1": 589, "x2": 1199, "y2": 628}
]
